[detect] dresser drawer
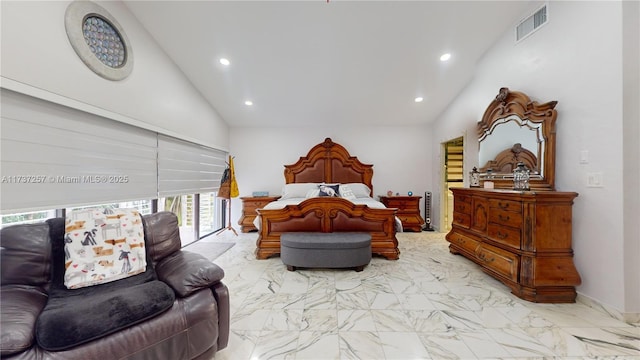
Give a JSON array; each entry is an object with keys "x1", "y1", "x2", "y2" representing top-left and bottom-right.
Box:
[
  {"x1": 487, "y1": 223, "x2": 521, "y2": 249},
  {"x1": 454, "y1": 201, "x2": 471, "y2": 215},
  {"x1": 454, "y1": 194, "x2": 471, "y2": 204},
  {"x1": 475, "y1": 243, "x2": 519, "y2": 282},
  {"x1": 447, "y1": 231, "x2": 479, "y2": 254},
  {"x1": 384, "y1": 199, "x2": 416, "y2": 210},
  {"x1": 242, "y1": 197, "x2": 279, "y2": 210},
  {"x1": 489, "y1": 199, "x2": 522, "y2": 213},
  {"x1": 398, "y1": 215, "x2": 420, "y2": 225},
  {"x1": 489, "y1": 209, "x2": 523, "y2": 228},
  {"x1": 452, "y1": 212, "x2": 470, "y2": 228}
]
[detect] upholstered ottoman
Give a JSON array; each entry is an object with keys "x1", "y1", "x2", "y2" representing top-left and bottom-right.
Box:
[{"x1": 280, "y1": 232, "x2": 372, "y2": 272}]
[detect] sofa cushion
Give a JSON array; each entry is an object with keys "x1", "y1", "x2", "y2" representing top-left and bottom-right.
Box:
[
  {"x1": 0, "y1": 285, "x2": 48, "y2": 356},
  {"x1": 64, "y1": 208, "x2": 147, "y2": 289},
  {"x1": 36, "y1": 279, "x2": 175, "y2": 351},
  {"x1": 0, "y1": 222, "x2": 52, "y2": 287},
  {"x1": 142, "y1": 212, "x2": 182, "y2": 263}
]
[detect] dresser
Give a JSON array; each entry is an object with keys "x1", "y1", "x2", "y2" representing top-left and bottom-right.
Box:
[
  {"x1": 238, "y1": 196, "x2": 280, "y2": 233},
  {"x1": 446, "y1": 188, "x2": 580, "y2": 303},
  {"x1": 378, "y1": 196, "x2": 424, "y2": 232}
]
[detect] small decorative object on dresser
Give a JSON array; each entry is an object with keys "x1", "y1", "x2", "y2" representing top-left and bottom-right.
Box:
[
  {"x1": 238, "y1": 196, "x2": 281, "y2": 232},
  {"x1": 469, "y1": 167, "x2": 480, "y2": 187},
  {"x1": 513, "y1": 162, "x2": 530, "y2": 190},
  {"x1": 378, "y1": 195, "x2": 424, "y2": 232}
]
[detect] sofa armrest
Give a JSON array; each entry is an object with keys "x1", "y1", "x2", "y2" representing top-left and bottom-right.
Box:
[
  {"x1": 155, "y1": 251, "x2": 225, "y2": 298},
  {"x1": 212, "y1": 282, "x2": 230, "y2": 351},
  {"x1": 0, "y1": 285, "x2": 48, "y2": 357}
]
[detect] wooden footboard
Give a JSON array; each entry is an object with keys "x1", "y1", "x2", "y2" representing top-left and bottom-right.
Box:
[{"x1": 255, "y1": 197, "x2": 399, "y2": 260}]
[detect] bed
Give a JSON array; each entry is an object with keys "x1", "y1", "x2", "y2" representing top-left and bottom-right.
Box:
[{"x1": 254, "y1": 138, "x2": 400, "y2": 260}]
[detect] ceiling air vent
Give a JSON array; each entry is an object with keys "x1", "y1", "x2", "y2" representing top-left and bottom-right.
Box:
[{"x1": 516, "y1": 4, "x2": 548, "y2": 42}]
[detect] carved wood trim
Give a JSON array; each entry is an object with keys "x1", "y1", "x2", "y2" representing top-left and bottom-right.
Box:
[
  {"x1": 478, "y1": 88, "x2": 558, "y2": 190},
  {"x1": 479, "y1": 143, "x2": 538, "y2": 173},
  {"x1": 284, "y1": 138, "x2": 374, "y2": 195}
]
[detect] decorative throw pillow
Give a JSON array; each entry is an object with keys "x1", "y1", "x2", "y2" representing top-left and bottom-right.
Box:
[
  {"x1": 338, "y1": 184, "x2": 357, "y2": 200},
  {"x1": 64, "y1": 208, "x2": 147, "y2": 289},
  {"x1": 318, "y1": 184, "x2": 339, "y2": 197}
]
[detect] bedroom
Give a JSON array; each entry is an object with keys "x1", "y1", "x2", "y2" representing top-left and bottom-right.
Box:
[{"x1": 1, "y1": 0, "x2": 638, "y2": 358}]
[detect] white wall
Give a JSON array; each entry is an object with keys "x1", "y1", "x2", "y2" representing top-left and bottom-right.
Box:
[
  {"x1": 432, "y1": 1, "x2": 638, "y2": 316},
  {"x1": 622, "y1": 0, "x2": 640, "y2": 317},
  {"x1": 229, "y1": 126, "x2": 432, "y2": 227},
  {"x1": 0, "y1": 1, "x2": 228, "y2": 150}
]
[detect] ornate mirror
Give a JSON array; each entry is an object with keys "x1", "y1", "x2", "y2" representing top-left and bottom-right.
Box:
[{"x1": 477, "y1": 88, "x2": 557, "y2": 190}]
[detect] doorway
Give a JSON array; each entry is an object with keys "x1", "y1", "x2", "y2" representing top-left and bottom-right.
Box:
[{"x1": 441, "y1": 137, "x2": 464, "y2": 232}]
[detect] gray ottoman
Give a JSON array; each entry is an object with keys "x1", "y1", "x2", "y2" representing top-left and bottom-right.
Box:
[{"x1": 280, "y1": 232, "x2": 372, "y2": 272}]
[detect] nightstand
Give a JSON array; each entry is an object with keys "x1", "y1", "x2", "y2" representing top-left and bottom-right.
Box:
[
  {"x1": 238, "y1": 196, "x2": 280, "y2": 232},
  {"x1": 378, "y1": 196, "x2": 425, "y2": 232}
]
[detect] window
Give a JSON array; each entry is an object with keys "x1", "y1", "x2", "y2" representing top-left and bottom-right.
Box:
[
  {"x1": 2, "y1": 196, "x2": 223, "y2": 248},
  {"x1": 1, "y1": 209, "x2": 57, "y2": 228},
  {"x1": 159, "y1": 195, "x2": 197, "y2": 247},
  {"x1": 67, "y1": 200, "x2": 153, "y2": 215},
  {"x1": 199, "y1": 192, "x2": 223, "y2": 237}
]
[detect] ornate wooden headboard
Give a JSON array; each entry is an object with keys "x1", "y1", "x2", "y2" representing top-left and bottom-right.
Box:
[
  {"x1": 284, "y1": 138, "x2": 374, "y2": 194},
  {"x1": 480, "y1": 143, "x2": 538, "y2": 173}
]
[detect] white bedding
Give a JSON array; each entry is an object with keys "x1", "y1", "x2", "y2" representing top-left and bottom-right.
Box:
[{"x1": 252, "y1": 197, "x2": 403, "y2": 231}]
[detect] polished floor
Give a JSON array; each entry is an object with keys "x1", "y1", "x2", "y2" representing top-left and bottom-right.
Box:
[{"x1": 210, "y1": 231, "x2": 639, "y2": 360}]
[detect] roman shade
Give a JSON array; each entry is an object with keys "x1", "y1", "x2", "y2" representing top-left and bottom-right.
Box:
[
  {"x1": 157, "y1": 135, "x2": 227, "y2": 198},
  {"x1": 0, "y1": 89, "x2": 227, "y2": 213},
  {"x1": 0, "y1": 89, "x2": 157, "y2": 213}
]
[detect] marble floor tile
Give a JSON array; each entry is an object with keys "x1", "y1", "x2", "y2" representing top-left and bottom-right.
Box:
[
  {"x1": 379, "y1": 331, "x2": 432, "y2": 359},
  {"x1": 207, "y1": 231, "x2": 639, "y2": 360},
  {"x1": 338, "y1": 331, "x2": 386, "y2": 360},
  {"x1": 337, "y1": 309, "x2": 377, "y2": 332},
  {"x1": 296, "y1": 331, "x2": 340, "y2": 359},
  {"x1": 418, "y1": 330, "x2": 478, "y2": 359},
  {"x1": 250, "y1": 331, "x2": 299, "y2": 360}
]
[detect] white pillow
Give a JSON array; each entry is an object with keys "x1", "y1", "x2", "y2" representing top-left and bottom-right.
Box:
[
  {"x1": 345, "y1": 183, "x2": 372, "y2": 198},
  {"x1": 305, "y1": 188, "x2": 320, "y2": 198},
  {"x1": 338, "y1": 184, "x2": 357, "y2": 200},
  {"x1": 280, "y1": 183, "x2": 321, "y2": 199}
]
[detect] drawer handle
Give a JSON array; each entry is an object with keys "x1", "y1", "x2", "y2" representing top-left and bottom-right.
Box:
[
  {"x1": 479, "y1": 253, "x2": 495, "y2": 263},
  {"x1": 496, "y1": 231, "x2": 508, "y2": 239},
  {"x1": 498, "y1": 214, "x2": 510, "y2": 222},
  {"x1": 457, "y1": 237, "x2": 466, "y2": 244},
  {"x1": 498, "y1": 202, "x2": 510, "y2": 210}
]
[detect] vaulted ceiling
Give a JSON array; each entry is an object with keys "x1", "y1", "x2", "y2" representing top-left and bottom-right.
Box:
[{"x1": 124, "y1": 1, "x2": 535, "y2": 127}]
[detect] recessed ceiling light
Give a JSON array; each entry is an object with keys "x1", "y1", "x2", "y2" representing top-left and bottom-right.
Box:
[
  {"x1": 414, "y1": 97, "x2": 424, "y2": 103},
  {"x1": 244, "y1": 100, "x2": 253, "y2": 106},
  {"x1": 219, "y1": 58, "x2": 230, "y2": 66},
  {"x1": 440, "y1": 53, "x2": 451, "y2": 62}
]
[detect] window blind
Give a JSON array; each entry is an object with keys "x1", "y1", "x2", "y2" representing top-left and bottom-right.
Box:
[
  {"x1": 1, "y1": 89, "x2": 157, "y2": 213},
  {"x1": 157, "y1": 134, "x2": 227, "y2": 198}
]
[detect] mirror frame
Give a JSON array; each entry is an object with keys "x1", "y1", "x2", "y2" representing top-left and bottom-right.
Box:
[{"x1": 478, "y1": 87, "x2": 557, "y2": 191}]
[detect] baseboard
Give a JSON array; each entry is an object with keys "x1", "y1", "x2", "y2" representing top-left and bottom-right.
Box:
[{"x1": 576, "y1": 293, "x2": 640, "y2": 325}]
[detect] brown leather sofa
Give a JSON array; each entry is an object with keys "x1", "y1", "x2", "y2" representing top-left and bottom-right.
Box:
[{"x1": 0, "y1": 212, "x2": 229, "y2": 360}]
